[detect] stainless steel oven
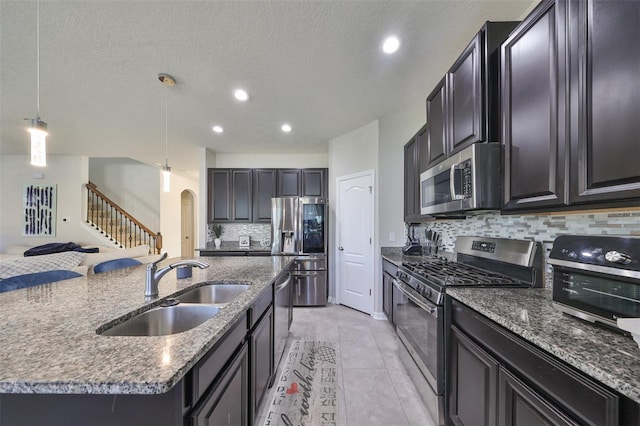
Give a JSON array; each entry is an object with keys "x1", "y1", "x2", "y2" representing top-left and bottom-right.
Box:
[
  {"x1": 550, "y1": 235, "x2": 640, "y2": 331},
  {"x1": 393, "y1": 275, "x2": 445, "y2": 425}
]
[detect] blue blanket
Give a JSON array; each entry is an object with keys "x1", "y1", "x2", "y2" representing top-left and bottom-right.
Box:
[{"x1": 24, "y1": 242, "x2": 99, "y2": 257}]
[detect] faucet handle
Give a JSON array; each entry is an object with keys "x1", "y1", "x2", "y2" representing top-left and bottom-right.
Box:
[{"x1": 149, "y1": 252, "x2": 168, "y2": 269}]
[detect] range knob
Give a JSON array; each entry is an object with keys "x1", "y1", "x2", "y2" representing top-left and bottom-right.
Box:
[
  {"x1": 423, "y1": 286, "x2": 432, "y2": 298},
  {"x1": 605, "y1": 251, "x2": 632, "y2": 265}
]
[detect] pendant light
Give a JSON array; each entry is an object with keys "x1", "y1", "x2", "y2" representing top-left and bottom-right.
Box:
[
  {"x1": 158, "y1": 73, "x2": 175, "y2": 192},
  {"x1": 28, "y1": 0, "x2": 47, "y2": 167}
]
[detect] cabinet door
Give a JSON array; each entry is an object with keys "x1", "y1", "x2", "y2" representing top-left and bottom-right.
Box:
[
  {"x1": 253, "y1": 169, "x2": 276, "y2": 222},
  {"x1": 232, "y1": 170, "x2": 252, "y2": 222},
  {"x1": 569, "y1": 0, "x2": 640, "y2": 204},
  {"x1": 404, "y1": 137, "x2": 419, "y2": 221},
  {"x1": 251, "y1": 306, "x2": 274, "y2": 419},
  {"x1": 301, "y1": 169, "x2": 325, "y2": 197},
  {"x1": 498, "y1": 368, "x2": 578, "y2": 426},
  {"x1": 448, "y1": 32, "x2": 484, "y2": 154},
  {"x1": 417, "y1": 124, "x2": 429, "y2": 175},
  {"x1": 382, "y1": 272, "x2": 393, "y2": 324},
  {"x1": 449, "y1": 326, "x2": 498, "y2": 426},
  {"x1": 502, "y1": 0, "x2": 569, "y2": 211},
  {"x1": 208, "y1": 169, "x2": 231, "y2": 222},
  {"x1": 191, "y1": 343, "x2": 249, "y2": 426},
  {"x1": 427, "y1": 78, "x2": 447, "y2": 167},
  {"x1": 277, "y1": 169, "x2": 301, "y2": 196}
]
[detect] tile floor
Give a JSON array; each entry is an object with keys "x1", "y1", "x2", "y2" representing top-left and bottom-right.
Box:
[{"x1": 255, "y1": 303, "x2": 436, "y2": 426}]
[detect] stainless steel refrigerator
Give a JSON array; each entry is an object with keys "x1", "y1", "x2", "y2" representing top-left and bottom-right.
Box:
[{"x1": 271, "y1": 197, "x2": 327, "y2": 306}]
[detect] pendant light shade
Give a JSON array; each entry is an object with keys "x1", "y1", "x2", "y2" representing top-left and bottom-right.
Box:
[
  {"x1": 28, "y1": 117, "x2": 47, "y2": 167},
  {"x1": 162, "y1": 163, "x2": 171, "y2": 192},
  {"x1": 28, "y1": 0, "x2": 47, "y2": 167}
]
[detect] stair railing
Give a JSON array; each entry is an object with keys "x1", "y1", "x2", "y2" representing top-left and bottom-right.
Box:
[{"x1": 85, "y1": 182, "x2": 162, "y2": 254}]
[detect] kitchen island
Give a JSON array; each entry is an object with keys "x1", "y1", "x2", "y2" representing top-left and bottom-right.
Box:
[{"x1": 0, "y1": 255, "x2": 293, "y2": 425}]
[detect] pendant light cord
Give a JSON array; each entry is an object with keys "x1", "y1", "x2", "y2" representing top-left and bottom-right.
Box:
[
  {"x1": 36, "y1": 0, "x2": 40, "y2": 117},
  {"x1": 165, "y1": 94, "x2": 168, "y2": 166}
]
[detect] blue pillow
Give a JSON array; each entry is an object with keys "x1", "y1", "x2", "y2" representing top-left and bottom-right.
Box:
[
  {"x1": 93, "y1": 258, "x2": 142, "y2": 274},
  {"x1": 0, "y1": 270, "x2": 82, "y2": 293}
]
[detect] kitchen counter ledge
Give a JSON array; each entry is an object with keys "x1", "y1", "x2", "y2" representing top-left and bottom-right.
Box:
[
  {"x1": 447, "y1": 287, "x2": 640, "y2": 404},
  {"x1": 0, "y1": 255, "x2": 293, "y2": 395}
]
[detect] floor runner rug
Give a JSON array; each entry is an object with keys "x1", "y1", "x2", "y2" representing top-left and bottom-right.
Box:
[{"x1": 263, "y1": 340, "x2": 338, "y2": 426}]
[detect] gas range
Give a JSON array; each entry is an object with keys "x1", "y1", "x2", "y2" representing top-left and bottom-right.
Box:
[{"x1": 396, "y1": 236, "x2": 543, "y2": 306}]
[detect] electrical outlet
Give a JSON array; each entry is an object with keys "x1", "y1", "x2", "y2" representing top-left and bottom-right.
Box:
[{"x1": 389, "y1": 232, "x2": 396, "y2": 242}]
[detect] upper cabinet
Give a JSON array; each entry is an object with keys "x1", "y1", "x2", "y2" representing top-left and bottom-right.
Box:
[
  {"x1": 404, "y1": 124, "x2": 427, "y2": 222},
  {"x1": 426, "y1": 21, "x2": 518, "y2": 164},
  {"x1": 209, "y1": 168, "x2": 328, "y2": 223},
  {"x1": 502, "y1": 0, "x2": 640, "y2": 212},
  {"x1": 568, "y1": 0, "x2": 640, "y2": 204},
  {"x1": 502, "y1": 0, "x2": 568, "y2": 210}
]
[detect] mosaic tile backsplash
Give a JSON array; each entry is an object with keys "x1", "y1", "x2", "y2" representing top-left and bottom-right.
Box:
[
  {"x1": 406, "y1": 209, "x2": 640, "y2": 288},
  {"x1": 207, "y1": 223, "x2": 271, "y2": 245}
]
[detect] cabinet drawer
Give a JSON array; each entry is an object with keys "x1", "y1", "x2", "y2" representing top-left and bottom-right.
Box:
[
  {"x1": 294, "y1": 257, "x2": 326, "y2": 271},
  {"x1": 382, "y1": 259, "x2": 398, "y2": 276},
  {"x1": 451, "y1": 299, "x2": 619, "y2": 425},
  {"x1": 192, "y1": 312, "x2": 247, "y2": 402},
  {"x1": 249, "y1": 286, "x2": 273, "y2": 330}
]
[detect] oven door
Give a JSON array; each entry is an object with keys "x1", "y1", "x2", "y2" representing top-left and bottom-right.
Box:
[
  {"x1": 552, "y1": 267, "x2": 640, "y2": 327},
  {"x1": 392, "y1": 278, "x2": 444, "y2": 394}
]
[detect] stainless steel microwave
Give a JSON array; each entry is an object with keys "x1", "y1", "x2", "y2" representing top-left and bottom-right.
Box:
[{"x1": 419, "y1": 143, "x2": 501, "y2": 216}]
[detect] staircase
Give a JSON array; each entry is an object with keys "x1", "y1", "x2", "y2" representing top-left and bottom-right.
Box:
[{"x1": 85, "y1": 182, "x2": 162, "y2": 253}]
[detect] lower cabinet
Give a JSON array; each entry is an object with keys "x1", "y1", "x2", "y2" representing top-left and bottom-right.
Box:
[
  {"x1": 251, "y1": 306, "x2": 274, "y2": 420},
  {"x1": 381, "y1": 259, "x2": 397, "y2": 325},
  {"x1": 191, "y1": 342, "x2": 250, "y2": 426},
  {"x1": 449, "y1": 326, "x2": 498, "y2": 426},
  {"x1": 448, "y1": 298, "x2": 627, "y2": 426}
]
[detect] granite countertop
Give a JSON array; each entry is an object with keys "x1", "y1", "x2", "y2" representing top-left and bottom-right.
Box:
[
  {"x1": 0, "y1": 256, "x2": 293, "y2": 395},
  {"x1": 446, "y1": 287, "x2": 640, "y2": 404},
  {"x1": 197, "y1": 242, "x2": 271, "y2": 252}
]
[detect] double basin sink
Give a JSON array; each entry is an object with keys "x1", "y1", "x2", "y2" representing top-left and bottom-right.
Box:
[{"x1": 99, "y1": 284, "x2": 250, "y2": 337}]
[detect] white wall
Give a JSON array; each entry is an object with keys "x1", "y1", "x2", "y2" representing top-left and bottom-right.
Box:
[
  {"x1": 0, "y1": 155, "x2": 90, "y2": 250},
  {"x1": 160, "y1": 171, "x2": 199, "y2": 258},
  {"x1": 378, "y1": 105, "x2": 425, "y2": 248},
  {"x1": 328, "y1": 120, "x2": 379, "y2": 309},
  {"x1": 214, "y1": 153, "x2": 328, "y2": 168},
  {"x1": 89, "y1": 158, "x2": 160, "y2": 231}
]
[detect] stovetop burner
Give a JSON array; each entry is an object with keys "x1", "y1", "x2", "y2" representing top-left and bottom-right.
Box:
[{"x1": 402, "y1": 259, "x2": 524, "y2": 287}]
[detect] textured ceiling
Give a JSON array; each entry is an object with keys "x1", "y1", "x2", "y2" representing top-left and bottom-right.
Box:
[{"x1": 0, "y1": 0, "x2": 535, "y2": 178}]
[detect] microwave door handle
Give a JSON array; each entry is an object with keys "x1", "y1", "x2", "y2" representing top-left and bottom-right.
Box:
[{"x1": 449, "y1": 164, "x2": 464, "y2": 200}]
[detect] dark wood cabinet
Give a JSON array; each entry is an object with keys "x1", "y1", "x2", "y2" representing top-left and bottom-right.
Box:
[
  {"x1": 502, "y1": 0, "x2": 569, "y2": 211},
  {"x1": 568, "y1": 0, "x2": 640, "y2": 204},
  {"x1": 253, "y1": 169, "x2": 276, "y2": 222},
  {"x1": 448, "y1": 32, "x2": 483, "y2": 154},
  {"x1": 381, "y1": 259, "x2": 397, "y2": 324},
  {"x1": 208, "y1": 169, "x2": 252, "y2": 223},
  {"x1": 404, "y1": 135, "x2": 420, "y2": 221},
  {"x1": 232, "y1": 170, "x2": 252, "y2": 222},
  {"x1": 502, "y1": 0, "x2": 639, "y2": 212},
  {"x1": 301, "y1": 169, "x2": 325, "y2": 197},
  {"x1": 449, "y1": 326, "x2": 498, "y2": 426},
  {"x1": 209, "y1": 167, "x2": 328, "y2": 223},
  {"x1": 498, "y1": 368, "x2": 577, "y2": 426},
  {"x1": 191, "y1": 342, "x2": 249, "y2": 426},
  {"x1": 449, "y1": 298, "x2": 623, "y2": 426},
  {"x1": 277, "y1": 169, "x2": 301, "y2": 196},
  {"x1": 251, "y1": 306, "x2": 273, "y2": 420},
  {"x1": 208, "y1": 169, "x2": 232, "y2": 222},
  {"x1": 426, "y1": 78, "x2": 447, "y2": 168}
]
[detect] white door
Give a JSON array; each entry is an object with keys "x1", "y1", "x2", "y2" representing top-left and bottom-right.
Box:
[
  {"x1": 181, "y1": 190, "x2": 195, "y2": 257},
  {"x1": 337, "y1": 171, "x2": 374, "y2": 314}
]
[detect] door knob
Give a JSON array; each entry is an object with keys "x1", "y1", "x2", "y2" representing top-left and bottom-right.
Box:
[{"x1": 339, "y1": 246, "x2": 344, "y2": 251}]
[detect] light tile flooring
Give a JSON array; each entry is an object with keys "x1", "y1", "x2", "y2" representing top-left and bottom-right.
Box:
[{"x1": 255, "y1": 303, "x2": 436, "y2": 426}]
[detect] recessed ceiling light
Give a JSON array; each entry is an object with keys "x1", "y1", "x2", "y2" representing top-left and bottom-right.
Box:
[
  {"x1": 281, "y1": 124, "x2": 292, "y2": 133},
  {"x1": 382, "y1": 36, "x2": 400, "y2": 54},
  {"x1": 212, "y1": 125, "x2": 224, "y2": 133},
  {"x1": 234, "y1": 89, "x2": 249, "y2": 101}
]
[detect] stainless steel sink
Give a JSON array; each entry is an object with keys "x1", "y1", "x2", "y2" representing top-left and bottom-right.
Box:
[
  {"x1": 177, "y1": 284, "x2": 251, "y2": 304},
  {"x1": 99, "y1": 304, "x2": 220, "y2": 336}
]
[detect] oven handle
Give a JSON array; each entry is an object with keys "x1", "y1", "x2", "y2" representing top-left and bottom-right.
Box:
[{"x1": 393, "y1": 279, "x2": 439, "y2": 318}]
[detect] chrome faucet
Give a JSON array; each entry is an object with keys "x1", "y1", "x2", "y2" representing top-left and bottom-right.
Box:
[{"x1": 145, "y1": 253, "x2": 210, "y2": 299}]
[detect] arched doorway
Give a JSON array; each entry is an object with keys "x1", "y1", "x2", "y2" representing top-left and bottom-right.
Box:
[{"x1": 181, "y1": 190, "x2": 195, "y2": 257}]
